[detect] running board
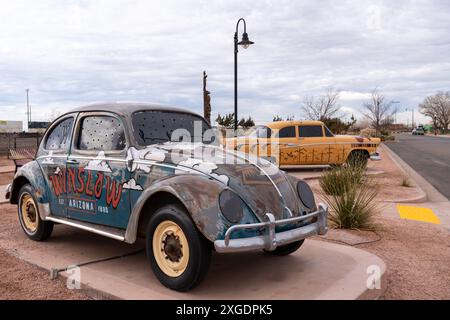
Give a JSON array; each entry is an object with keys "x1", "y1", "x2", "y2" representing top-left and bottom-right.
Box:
[{"x1": 45, "y1": 216, "x2": 126, "y2": 242}]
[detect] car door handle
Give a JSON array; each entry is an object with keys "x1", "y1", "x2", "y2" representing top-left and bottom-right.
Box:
[{"x1": 67, "y1": 159, "x2": 79, "y2": 164}]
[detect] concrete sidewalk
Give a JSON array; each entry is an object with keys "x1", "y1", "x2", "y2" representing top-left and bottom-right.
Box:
[{"x1": 0, "y1": 217, "x2": 386, "y2": 300}]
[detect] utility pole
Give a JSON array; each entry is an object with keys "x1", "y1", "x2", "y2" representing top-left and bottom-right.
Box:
[
  {"x1": 26, "y1": 89, "x2": 30, "y2": 124},
  {"x1": 203, "y1": 71, "x2": 211, "y2": 124}
]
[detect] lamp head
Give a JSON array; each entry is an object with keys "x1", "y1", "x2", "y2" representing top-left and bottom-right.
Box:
[{"x1": 238, "y1": 32, "x2": 254, "y2": 49}]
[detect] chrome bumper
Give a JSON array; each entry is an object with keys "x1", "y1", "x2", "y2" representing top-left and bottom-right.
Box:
[
  {"x1": 214, "y1": 203, "x2": 328, "y2": 253},
  {"x1": 370, "y1": 152, "x2": 381, "y2": 161},
  {"x1": 4, "y1": 183, "x2": 11, "y2": 200}
]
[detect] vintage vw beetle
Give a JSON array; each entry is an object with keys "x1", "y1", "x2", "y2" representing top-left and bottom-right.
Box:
[{"x1": 6, "y1": 103, "x2": 328, "y2": 291}]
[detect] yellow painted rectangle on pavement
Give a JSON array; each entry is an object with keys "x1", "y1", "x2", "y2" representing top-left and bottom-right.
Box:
[{"x1": 397, "y1": 205, "x2": 441, "y2": 225}]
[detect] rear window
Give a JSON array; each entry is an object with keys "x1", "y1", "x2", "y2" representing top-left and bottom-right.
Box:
[
  {"x1": 299, "y1": 125, "x2": 324, "y2": 138},
  {"x1": 278, "y1": 126, "x2": 296, "y2": 138},
  {"x1": 132, "y1": 110, "x2": 212, "y2": 146}
]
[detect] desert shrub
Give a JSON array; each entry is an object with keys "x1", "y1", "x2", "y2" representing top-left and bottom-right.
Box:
[
  {"x1": 320, "y1": 165, "x2": 365, "y2": 196},
  {"x1": 401, "y1": 175, "x2": 413, "y2": 187},
  {"x1": 380, "y1": 135, "x2": 395, "y2": 141},
  {"x1": 359, "y1": 128, "x2": 377, "y2": 137},
  {"x1": 320, "y1": 164, "x2": 378, "y2": 230},
  {"x1": 324, "y1": 181, "x2": 378, "y2": 230}
]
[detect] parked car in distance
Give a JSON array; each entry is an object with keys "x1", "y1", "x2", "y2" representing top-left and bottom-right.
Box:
[
  {"x1": 225, "y1": 121, "x2": 381, "y2": 167},
  {"x1": 412, "y1": 127, "x2": 425, "y2": 135},
  {"x1": 5, "y1": 103, "x2": 328, "y2": 291}
]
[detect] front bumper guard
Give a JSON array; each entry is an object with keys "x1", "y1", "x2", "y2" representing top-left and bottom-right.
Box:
[
  {"x1": 4, "y1": 183, "x2": 11, "y2": 201},
  {"x1": 370, "y1": 152, "x2": 381, "y2": 161},
  {"x1": 214, "y1": 203, "x2": 328, "y2": 253}
]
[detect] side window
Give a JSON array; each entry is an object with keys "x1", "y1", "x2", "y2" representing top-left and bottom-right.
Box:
[
  {"x1": 278, "y1": 126, "x2": 296, "y2": 138},
  {"x1": 45, "y1": 117, "x2": 74, "y2": 151},
  {"x1": 325, "y1": 126, "x2": 334, "y2": 137},
  {"x1": 299, "y1": 125, "x2": 324, "y2": 138},
  {"x1": 77, "y1": 116, "x2": 126, "y2": 151}
]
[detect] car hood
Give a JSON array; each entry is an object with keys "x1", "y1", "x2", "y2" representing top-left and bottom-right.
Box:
[{"x1": 128, "y1": 142, "x2": 305, "y2": 221}]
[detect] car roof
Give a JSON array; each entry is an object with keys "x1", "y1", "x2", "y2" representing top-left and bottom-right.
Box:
[
  {"x1": 266, "y1": 120, "x2": 324, "y2": 129},
  {"x1": 66, "y1": 102, "x2": 201, "y2": 118}
]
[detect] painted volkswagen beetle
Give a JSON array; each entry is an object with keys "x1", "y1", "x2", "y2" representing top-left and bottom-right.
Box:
[{"x1": 6, "y1": 103, "x2": 328, "y2": 291}]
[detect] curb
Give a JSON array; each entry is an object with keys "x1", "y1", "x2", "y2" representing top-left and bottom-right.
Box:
[
  {"x1": 381, "y1": 144, "x2": 427, "y2": 203},
  {"x1": 287, "y1": 168, "x2": 385, "y2": 181}
]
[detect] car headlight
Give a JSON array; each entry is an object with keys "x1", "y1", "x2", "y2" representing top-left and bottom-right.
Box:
[
  {"x1": 219, "y1": 190, "x2": 245, "y2": 223},
  {"x1": 297, "y1": 180, "x2": 315, "y2": 210}
]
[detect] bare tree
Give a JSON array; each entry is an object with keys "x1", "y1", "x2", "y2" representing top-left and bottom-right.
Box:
[
  {"x1": 420, "y1": 91, "x2": 450, "y2": 134},
  {"x1": 300, "y1": 88, "x2": 341, "y2": 121},
  {"x1": 363, "y1": 89, "x2": 396, "y2": 135},
  {"x1": 420, "y1": 95, "x2": 440, "y2": 135}
]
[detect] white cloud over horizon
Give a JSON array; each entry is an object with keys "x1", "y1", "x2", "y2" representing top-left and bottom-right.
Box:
[{"x1": 1, "y1": 0, "x2": 449, "y2": 127}]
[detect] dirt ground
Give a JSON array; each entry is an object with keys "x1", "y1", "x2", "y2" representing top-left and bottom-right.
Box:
[
  {"x1": 316, "y1": 216, "x2": 450, "y2": 299},
  {"x1": 0, "y1": 246, "x2": 90, "y2": 300},
  {"x1": 0, "y1": 171, "x2": 14, "y2": 185}
]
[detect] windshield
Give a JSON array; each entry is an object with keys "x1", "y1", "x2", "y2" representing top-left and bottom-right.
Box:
[
  {"x1": 246, "y1": 126, "x2": 272, "y2": 138},
  {"x1": 132, "y1": 110, "x2": 215, "y2": 146}
]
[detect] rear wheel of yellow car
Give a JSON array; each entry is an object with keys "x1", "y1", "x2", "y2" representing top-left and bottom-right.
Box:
[
  {"x1": 146, "y1": 204, "x2": 211, "y2": 291},
  {"x1": 346, "y1": 151, "x2": 369, "y2": 168},
  {"x1": 18, "y1": 184, "x2": 53, "y2": 241}
]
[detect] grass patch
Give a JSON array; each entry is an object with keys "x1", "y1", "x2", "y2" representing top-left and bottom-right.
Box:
[{"x1": 401, "y1": 175, "x2": 413, "y2": 187}]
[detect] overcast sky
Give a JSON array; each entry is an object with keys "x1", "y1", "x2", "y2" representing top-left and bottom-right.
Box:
[{"x1": 1, "y1": 0, "x2": 449, "y2": 127}]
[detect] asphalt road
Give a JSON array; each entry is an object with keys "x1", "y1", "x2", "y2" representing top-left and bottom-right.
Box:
[{"x1": 386, "y1": 134, "x2": 450, "y2": 200}]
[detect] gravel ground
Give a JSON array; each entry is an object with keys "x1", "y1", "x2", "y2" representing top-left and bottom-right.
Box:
[
  {"x1": 0, "y1": 241, "x2": 89, "y2": 300},
  {"x1": 317, "y1": 216, "x2": 450, "y2": 299}
]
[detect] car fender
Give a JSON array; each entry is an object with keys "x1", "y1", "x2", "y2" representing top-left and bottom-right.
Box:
[
  {"x1": 124, "y1": 174, "x2": 228, "y2": 243},
  {"x1": 10, "y1": 161, "x2": 50, "y2": 205}
]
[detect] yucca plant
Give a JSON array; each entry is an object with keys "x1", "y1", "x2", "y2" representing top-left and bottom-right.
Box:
[
  {"x1": 320, "y1": 165, "x2": 365, "y2": 196},
  {"x1": 323, "y1": 181, "x2": 378, "y2": 230}
]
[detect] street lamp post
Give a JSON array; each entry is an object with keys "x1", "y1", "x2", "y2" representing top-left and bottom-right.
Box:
[
  {"x1": 405, "y1": 108, "x2": 415, "y2": 129},
  {"x1": 234, "y1": 18, "x2": 254, "y2": 132}
]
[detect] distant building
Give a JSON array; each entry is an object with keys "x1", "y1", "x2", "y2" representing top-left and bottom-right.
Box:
[
  {"x1": 28, "y1": 121, "x2": 50, "y2": 134},
  {"x1": 0, "y1": 120, "x2": 23, "y2": 133}
]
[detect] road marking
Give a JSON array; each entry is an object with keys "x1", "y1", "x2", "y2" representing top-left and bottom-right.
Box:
[
  {"x1": 396, "y1": 205, "x2": 441, "y2": 225},
  {"x1": 432, "y1": 159, "x2": 450, "y2": 167}
]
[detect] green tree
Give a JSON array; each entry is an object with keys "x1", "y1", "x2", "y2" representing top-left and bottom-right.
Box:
[
  {"x1": 216, "y1": 113, "x2": 255, "y2": 129},
  {"x1": 273, "y1": 115, "x2": 295, "y2": 122},
  {"x1": 323, "y1": 117, "x2": 351, "y2": 134}
]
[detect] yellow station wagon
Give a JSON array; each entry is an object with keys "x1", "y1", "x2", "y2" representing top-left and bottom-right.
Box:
[{"x1": 225, "y1": 121, "x2": 381, "y2": 166}]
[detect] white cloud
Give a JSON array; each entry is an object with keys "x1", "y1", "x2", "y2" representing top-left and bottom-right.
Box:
[
  {"x1": 127, "y1": 146, "x2": 168, "y2": 173},
  {"x1": 122, "y1": 178, "x2": 143, "y2": 191},
  {"x1": 85, "y1": 151, "x2": 112, "y2": 172},
  {"x1": 175, "y1": 158, "x2": 229, "y2": 185}
]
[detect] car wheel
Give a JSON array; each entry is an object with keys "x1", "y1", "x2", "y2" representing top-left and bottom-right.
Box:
[
  {"x1": 264, "y1": 240, "x2": 304, "y2": 256},
  {"x1": 146, "y1": 204, "x2": 211, "y2": 291},
  {"x1": 18, "y1": 184, "x2": 53, "y2": 241}
]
